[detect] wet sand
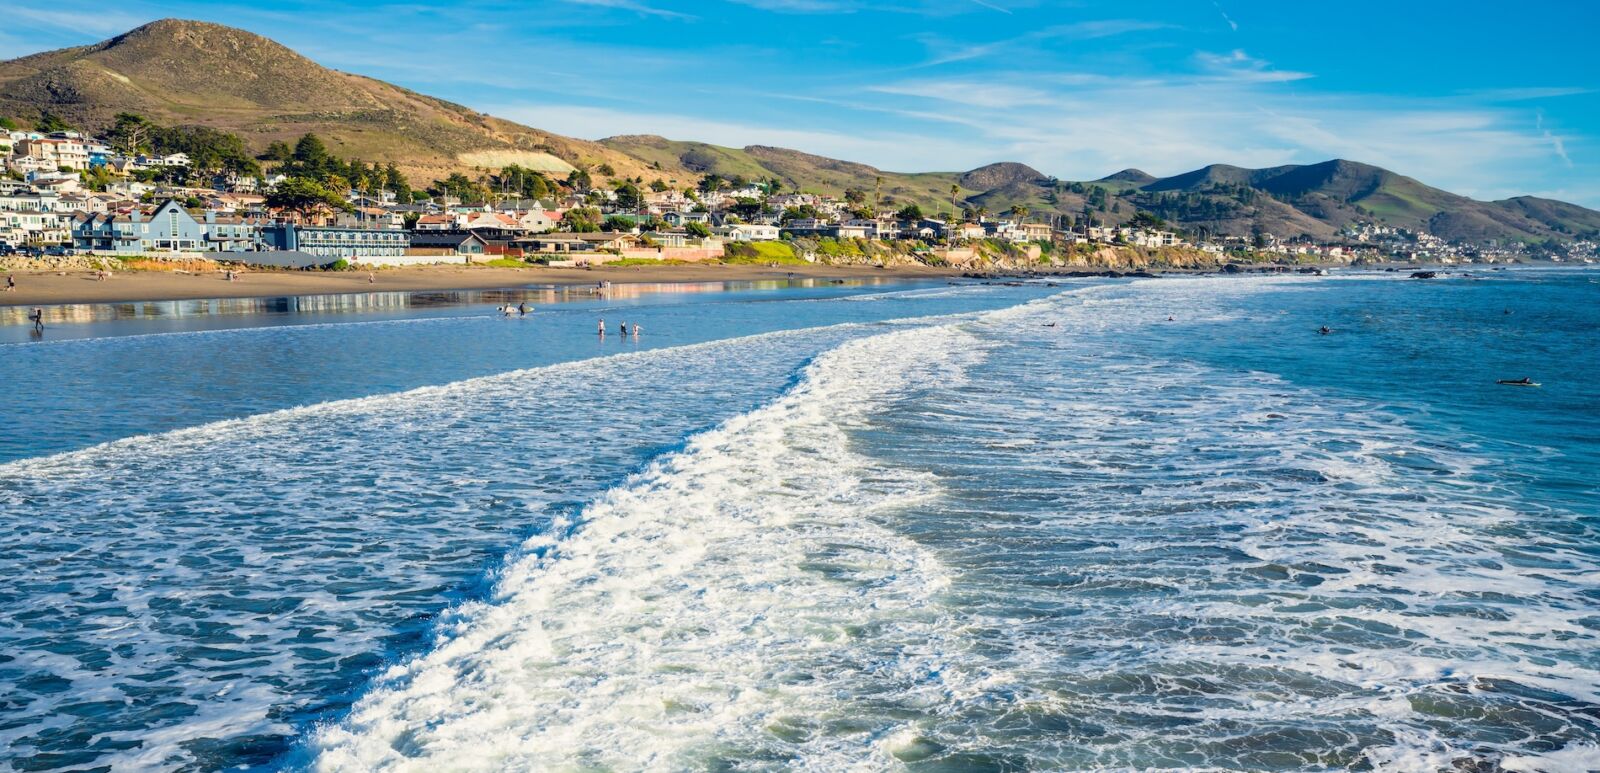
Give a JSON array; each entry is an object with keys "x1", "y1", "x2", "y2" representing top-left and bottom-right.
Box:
[{"x1": 0, "y1": 263, "x2": 961, "y2": 307}]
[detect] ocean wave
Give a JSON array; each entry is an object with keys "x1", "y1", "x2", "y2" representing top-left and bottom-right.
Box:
[
  {"x1": 0, "y1": 314, "x2": 985, "y2": 771},
  {"x1": 308, "y1": 324, "x2": 989, "y2": 769}
]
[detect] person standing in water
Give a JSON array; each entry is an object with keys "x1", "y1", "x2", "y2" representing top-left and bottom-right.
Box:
[
  {"x1": 631, "y1": 322, "x2": 641, "y2": 338},
  {"x1": 620, "y1": 321, "x2": 629, "y2": 336},
  {"x1": 29, "y1": 307, "x2": 44, "y2": 330},
  {"x1": 598, "y1": 318, "x2": 606, "y2": 336},
  {"x1": 517, "y1": 302, "x2": 528, "y2": 316}
]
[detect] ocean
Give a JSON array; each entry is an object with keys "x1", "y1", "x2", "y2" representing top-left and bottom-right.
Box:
[{"x1": 0, "y1": 270, "x2": 1596, "y2": 772}]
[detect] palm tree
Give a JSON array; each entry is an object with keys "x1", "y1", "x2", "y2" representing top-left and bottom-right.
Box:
[
  {"x1": 1010, "y1": 204, "x2": 1030, "y2": 220},
  {"x1": 949, "y1": 184, "x2": 960, "y2": 221},
  {"x1": 873, "y1": 175, "x2": 883, "y2": 217}
]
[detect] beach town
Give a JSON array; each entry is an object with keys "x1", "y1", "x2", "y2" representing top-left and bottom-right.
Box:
[{"x1": 5, "y1": 121, "x2": 1592, "y2": 308}]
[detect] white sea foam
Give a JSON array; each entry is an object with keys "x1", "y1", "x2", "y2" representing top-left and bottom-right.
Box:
[
  {"x1": 0, "y1": 314, "x2": 987, "y2": 771},
  {"x1": 309, "y1": 324, "x2": 987, "y2": 769},
  {"x1": 11, "y1": 273, "x2": 1595, "y2": 771}
]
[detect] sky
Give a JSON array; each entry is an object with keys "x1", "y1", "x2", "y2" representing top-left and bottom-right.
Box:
[{"x1": 5, "y1": 0, "x2": 1598, "y2": 205}]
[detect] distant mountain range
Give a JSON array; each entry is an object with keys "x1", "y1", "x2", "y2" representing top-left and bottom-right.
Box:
[{"x1": 4, "y1": 19, "x2": 1598, "y2": 244}]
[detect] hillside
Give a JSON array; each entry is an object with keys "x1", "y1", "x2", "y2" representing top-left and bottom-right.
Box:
[
  {"x1": 2, "y1": 19, "x2": 1596, "y2": 243},
  {"x1": 0, "y1": 19, "x2": 658, "y2": 183},
  {"x1": 1108, "y1": 159, "x2": 1600, "y2": 242},
  {"x1": 598, "y1": 135, "x2": 977, "y2": 212}
]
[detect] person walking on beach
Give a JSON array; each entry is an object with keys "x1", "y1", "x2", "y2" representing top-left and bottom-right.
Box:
[
  {"x1": 29, "y1": 307, "x2": 43, "y2": 330},
  {"x1": 5, "y1": 274, "x2": 14, "y2": 292},
  {"x1": 368, "y1": 272, "x2": 375, "y2": 284}
]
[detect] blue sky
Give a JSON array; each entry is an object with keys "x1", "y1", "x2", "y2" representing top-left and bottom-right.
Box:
[{"x1": 6, "y1": 0, "x2": 1597, "y2": 205}]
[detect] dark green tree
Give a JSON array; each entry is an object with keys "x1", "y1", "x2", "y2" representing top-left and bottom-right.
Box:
[
  {"x1": 613, "y1": 181, "x2": 644, "y2": 211},
  {"x1": 293, "y1": 133, "x2": 329, "y2": 165},
  {"x1": 35, "y1": 112, "x2": 71, "y2": 132},
  {"x1": 564, "y1": 206, "x2": 602, "y2": 233},
  {"x1": 260, "y1": 141, "x2": 294, "y2": 162},
  {"x1": 266, "y1": 178, "x2": 348, "y2": 218}
]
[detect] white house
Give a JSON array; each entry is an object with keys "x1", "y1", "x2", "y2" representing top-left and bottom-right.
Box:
[{"x1": 720, "y1": 223, "x2": 780, "y2": 242}]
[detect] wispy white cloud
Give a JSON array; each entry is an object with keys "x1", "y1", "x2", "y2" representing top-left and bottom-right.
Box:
[
  {"x1": 829, "y1": 68, "x2": 1578, "y2": 201},
  {"x1": 1537, "y1": 110, "x2": 1573, "y2": 167},
  {"x1": 916, "y1": 19, "x2": 1170, "y2": 67},
  {"x1": 494, "y1": 103, "x2": 985, "y2": 173},
  {"x1": 561, "y1": 0, "x2": 695, "y2": 20},
  {"x1": 724, "y1": 0, "x2": 855, "y2": 11},
  {"x1": 6, "y1": 4, "x2": 154, "y2": 36},
  {"x1": 725, "y1": 0, "x2": 1025, "y2": 13},
  {"x1": 1465, "y1": 87, "x2": 1592, "y2": 102},
  {"x1": 1212, "y1": 0, "x2": 1238, "y2": 31},
  {"x1": 1194, "y1": 49, "x2": 1311, "y2": 83}
]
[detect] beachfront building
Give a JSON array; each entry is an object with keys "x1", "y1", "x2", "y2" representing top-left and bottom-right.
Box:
[
  {"x1": 719, "y1": 223, "x2": 780, "y2": 242},
  {"x1": 71, "y1": 200, "x2": 207, "y2": 254},
  {"x1": 259, "y1": 224, "x2": 409, "y2": 261},
  {"x1": 203, "y1": 213, "x2": 266, "y2": 253},
  {"x1": 517, "y1": 232, "x2": 641, "y2": 254},
  {"x1": 644, "y1": 231, "x2": 690, "y2": 249},
  {"x1": 3, "y1": 210, "x2": 70, "y2": 246},
  {"x1": 1002, "y1": 222, "x2": 1053, "y2": 242},
  {"x1": 72, "y1": 212, "x2": 139, "y2": 254},
  {"x1": 406, "y1": 231, "x2": 488, "y2": 259}
]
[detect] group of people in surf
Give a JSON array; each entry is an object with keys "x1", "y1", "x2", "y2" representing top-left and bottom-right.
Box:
[{"x1": 598, "y1": 318, "x2": 641, "y2": 338}]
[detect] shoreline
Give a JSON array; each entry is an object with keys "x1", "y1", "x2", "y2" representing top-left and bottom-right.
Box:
[
  {"x1": 0, "y1": 263, "x2": 964, "y2": 308},
  {"x1": 0, "y1": 259, "x2": 1560, "y2": 309}
]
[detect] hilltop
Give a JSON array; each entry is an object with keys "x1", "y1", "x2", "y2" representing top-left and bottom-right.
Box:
[
  {"x1": 2, "y1": 20, "x2": 1596, "y2": 243},
  {"x1": 1101, "y1": 159, "x2": 1600, "y2": 242},
  {"x1": 597, "y1": 135, "x2": 976, "y2": 212},
  {"x1": 0, "y1": 19, "x2": 656, "y2": 183}
]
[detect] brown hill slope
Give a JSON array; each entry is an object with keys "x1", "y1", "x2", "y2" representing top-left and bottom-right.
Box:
[
  {"x1": 0, "y1": 19, "x2": 657, "y2": 183},
  {"x1": 3, "y1": 20, "x2": 1596, "y2": 243}
]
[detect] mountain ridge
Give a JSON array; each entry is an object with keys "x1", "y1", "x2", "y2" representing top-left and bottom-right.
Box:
[{"x1": 2, "y1": 20, "x2": 1597, "y2": 243}]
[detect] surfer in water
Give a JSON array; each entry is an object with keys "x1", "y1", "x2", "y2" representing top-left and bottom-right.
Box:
[
  {"x1": 517, "y1": 302, "x2": 528, "y2": 316},
  {"x1": 1319, "y1": 326, "x2": 1332, "y2": 335}
]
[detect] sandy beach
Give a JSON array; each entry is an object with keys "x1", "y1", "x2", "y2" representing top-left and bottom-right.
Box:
[{"x1": 0, "y1": 263, "x2": 964, "y2": 307}]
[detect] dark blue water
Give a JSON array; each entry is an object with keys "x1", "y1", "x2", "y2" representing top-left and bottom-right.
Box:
[{"x1": 1, "y1": 270, "x2": 1595, "y2": 772}]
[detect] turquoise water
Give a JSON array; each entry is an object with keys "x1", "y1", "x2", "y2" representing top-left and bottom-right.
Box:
[{"x1": 1, "y1": 271, "x2": 1596, "y2": 771}]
